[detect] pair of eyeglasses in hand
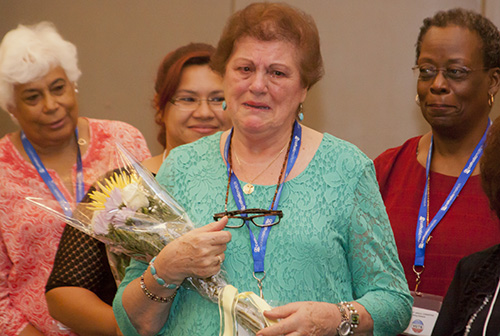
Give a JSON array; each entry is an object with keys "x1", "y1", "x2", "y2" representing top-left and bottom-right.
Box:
[{"x1": 213, "y1": 208, "x2": 283, "y2": 228}]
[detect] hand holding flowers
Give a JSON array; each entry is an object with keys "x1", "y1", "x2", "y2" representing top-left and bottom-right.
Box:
[
  {"x1": 153, "y1": 218, "x2": 231, "y2": 284},
  {"x1": 28, "y1": 143, "x2": 276, "y2": 335}
]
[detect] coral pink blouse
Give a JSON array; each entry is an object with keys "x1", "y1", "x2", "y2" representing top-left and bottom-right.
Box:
[{"x1": 0, "y1": 118, "x2": 151, "y2": 335}]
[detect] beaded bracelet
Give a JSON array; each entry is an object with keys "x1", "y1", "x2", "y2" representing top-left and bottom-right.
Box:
[
  {"x1": 140, "y1": 273, "x2": 177, "y2": 303},
  {"x1": 149, "y1": 256, "x2": 180, "y2": 290},
  {"x1": 343, "y1": 301, "x2": 360, "y2": 331},
  {"x1": 336, "y1": 302, "x2": 349, "y2": 320},
  {"x1": 335, "y1": 302, "x2": 351, "y2": 336}
]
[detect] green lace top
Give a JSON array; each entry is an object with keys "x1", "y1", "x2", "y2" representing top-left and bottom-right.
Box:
[{"x1": 113, "y1": 132, "x2": 412, "y2": 335}]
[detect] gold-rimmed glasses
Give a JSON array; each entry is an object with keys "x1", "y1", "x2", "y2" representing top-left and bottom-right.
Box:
[
  {"x1": 213, "y1": 208, "x2": 284, "y2": 229},
  {"x1": 170, "y1": 96, "x2": 224, "y2": 112},
  {"x1": 412, "y1": 64, "x2": 489, "y2": 81}
]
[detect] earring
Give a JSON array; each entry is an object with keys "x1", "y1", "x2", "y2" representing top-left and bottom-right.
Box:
[
  {"x1": 415, "y1": 94, "x2": 421, "y2": 106},
  {"x1": 298, "y1": 103, "x2": 304, "y2": 121},
  {"x1": 222, "y1": 101, "x2": 227, "y2": 111},
  {"x1": 488, "y1": 93, "x2": 494, "y2": 107},
  {"x1": 8, "y1": 112, "x2": 19, "y2": 125}
]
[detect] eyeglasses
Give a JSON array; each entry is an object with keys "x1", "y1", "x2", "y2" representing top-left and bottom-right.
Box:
[
  {"x1": 213, "y1": 208, "x2": 284, "y2": 228},
  {"x1": 170, "y1": 96, "x2": 224, "y2": 112},
  {"x1": 412, "y1": 64, "x2": 489, "y2": 81}
]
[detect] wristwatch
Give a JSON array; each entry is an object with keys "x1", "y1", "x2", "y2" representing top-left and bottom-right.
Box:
[{"x1": 336, "y1": 303, "x2": 351, "y2": 336}]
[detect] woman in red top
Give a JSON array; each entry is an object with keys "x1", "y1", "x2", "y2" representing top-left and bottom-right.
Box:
[{"x1": 374, "y1": 8, "x2": 500, "y2": 299}]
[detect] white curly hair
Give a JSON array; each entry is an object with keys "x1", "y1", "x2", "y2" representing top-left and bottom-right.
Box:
[{"x1": 0, "y1": 21, "x2": 81, "y2": 112}]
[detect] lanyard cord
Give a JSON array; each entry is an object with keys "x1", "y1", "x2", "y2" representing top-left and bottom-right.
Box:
[
  {"x1": 222, "y1": 121, "x2": 302, "y2": 297},
  {"x1": 224, "y1": 129, "x2": 292, "y2": 212},
  {"x1": 413, "y1": 120, "x2": 491, "y2": 293},
  {"x1": 21, "y1": 128, "x2": 85, "y2": 216}
]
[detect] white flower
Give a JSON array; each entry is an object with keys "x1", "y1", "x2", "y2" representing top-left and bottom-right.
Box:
[
  {"x1": 92, "y1": 210, "x2": 109, "y2": 235},
  {"x1": 122, "y1": 183, "x2": 149, "y2": 210}
]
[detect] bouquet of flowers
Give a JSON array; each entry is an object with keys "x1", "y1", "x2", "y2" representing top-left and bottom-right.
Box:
[{"x1": 28, "y1": 143, "x2": 274, "y2": 336}]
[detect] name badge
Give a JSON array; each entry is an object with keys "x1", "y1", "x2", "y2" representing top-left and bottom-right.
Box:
[{"x1": 402, "y1": 291, "x2": 442, "y2": 336}]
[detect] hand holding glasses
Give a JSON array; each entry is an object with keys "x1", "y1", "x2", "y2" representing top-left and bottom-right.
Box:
[{"x1": 213, "y1": 208, "x2": 283, "y2": 229}]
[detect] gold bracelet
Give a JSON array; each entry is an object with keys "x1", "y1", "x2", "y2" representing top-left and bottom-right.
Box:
[{"x1": 140, "y1": 273, "x2": 177, "y2": 303}]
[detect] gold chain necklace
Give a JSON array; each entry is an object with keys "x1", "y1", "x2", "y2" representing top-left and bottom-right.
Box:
[{"x1": 233, "y1": 141, "x2": 289, "y2": 195}]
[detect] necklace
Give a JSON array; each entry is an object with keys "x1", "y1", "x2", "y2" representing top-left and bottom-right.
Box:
[
  {"x1": 233, "y1": 141, "x2": 289, "y2": 195},
  {"x1": 225, "y1": 125, "x2": 297, "y2": 298},
  {"x1": 226, "y1": 132, "x2": 292, "y2": 210},
  {"x1": 464, "y1": 295, "x2": 490, "y2": 336}
]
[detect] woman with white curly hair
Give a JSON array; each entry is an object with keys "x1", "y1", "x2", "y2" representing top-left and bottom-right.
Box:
[{"x1": 0, "y1": 22, "x2": 150, "y2": 335}]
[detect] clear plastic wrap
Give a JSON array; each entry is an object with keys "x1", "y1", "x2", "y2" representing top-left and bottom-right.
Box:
[{"x1": 28, "y1": 143, "x2": 274, "y2": 335}]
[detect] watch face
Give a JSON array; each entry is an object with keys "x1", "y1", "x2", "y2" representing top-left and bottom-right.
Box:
[{"x1": 338, "y1": 321, "x2": 351, "y2": 336}]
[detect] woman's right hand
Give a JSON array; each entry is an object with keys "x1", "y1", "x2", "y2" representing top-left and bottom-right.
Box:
[{"x1": 154, "y1": 217, "x2": 231, "y2": 284}]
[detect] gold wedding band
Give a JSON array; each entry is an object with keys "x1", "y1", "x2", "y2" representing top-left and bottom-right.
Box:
[{"x1": 217, "y1": 255, "x2": 223, "y2": 265}]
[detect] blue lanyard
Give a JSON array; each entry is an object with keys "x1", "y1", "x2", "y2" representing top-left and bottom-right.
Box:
[
  {"x1": 414, "y1": 120, "x2": 491, "y2": 267},
  {"x1": 21, "y1": 129, "x2": 85, "y2": 217},
  {"x1": 223, "y1": 121, "x2": 301, "y2": 275}
]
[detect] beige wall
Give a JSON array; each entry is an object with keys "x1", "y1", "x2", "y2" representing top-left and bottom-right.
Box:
[{"x1": 1, "y1": 0, "x2": 499, "y2": 159}]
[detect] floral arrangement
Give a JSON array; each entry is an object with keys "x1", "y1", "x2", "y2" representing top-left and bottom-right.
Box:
[
  {"x1": 28, "y1": 143, "x2": 274, "y2": 336},
  {"x1": 84, "y1": 169, "x2": 190, "y2": 261}
]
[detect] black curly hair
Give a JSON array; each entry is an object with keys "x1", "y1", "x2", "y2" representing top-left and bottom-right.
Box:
[{"x1": 415, "y1": 8, "x2": 500, "y2": 68}]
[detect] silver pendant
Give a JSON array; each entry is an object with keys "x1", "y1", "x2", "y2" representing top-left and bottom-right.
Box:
[{"x1": 243, "y1": 183, "x2": 254, "y2": 194}]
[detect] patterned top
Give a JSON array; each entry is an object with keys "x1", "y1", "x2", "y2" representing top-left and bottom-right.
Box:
[
  {"x1": 113, "y1": 132, "x2": 413, "y2": 336},
  {"x1": 46, "y1": 184, "x2": 121, "y2": 305},
  {"x1": 374, "y1": 136, "x2": 500, "y2": 297},
  {"x1": 0, "y1": 118, "x2": 151, "y2": 336}
]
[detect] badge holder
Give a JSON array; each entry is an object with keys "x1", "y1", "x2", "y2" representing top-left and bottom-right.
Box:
[{"x1": 402, "y1": 291, "x2": 442, "y2": 336}]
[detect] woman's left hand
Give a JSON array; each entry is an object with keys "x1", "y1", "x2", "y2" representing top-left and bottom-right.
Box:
[{"x1": 256, "y1": 301, "x2": 339, "y2": 336}]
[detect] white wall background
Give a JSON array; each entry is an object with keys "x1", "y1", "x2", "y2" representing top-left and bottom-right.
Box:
[{"x1": 1, "y1": 0, "x2": 499, "y2": 159}]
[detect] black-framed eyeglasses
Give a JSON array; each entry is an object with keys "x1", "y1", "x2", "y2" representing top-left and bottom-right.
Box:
[
  {"x1": 213, "y1": 208, "x2": 284, "y2": 229},
  {"x1": 412, "y1": 64, "x2": 489, "y2": 82},
  {"x1": 170, "y1": 96, "x2": 224, "y2": 112}
]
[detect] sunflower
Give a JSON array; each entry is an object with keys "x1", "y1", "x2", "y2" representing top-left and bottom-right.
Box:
[{"x1": 88, "y1": 172, "x2": 139, "y2": 210}]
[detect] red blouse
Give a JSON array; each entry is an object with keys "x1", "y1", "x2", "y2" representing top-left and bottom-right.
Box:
[
  {"x1": 374, "y1": 136, "x2": 500, "y2": 297},
  {"x1": 0, "y1": 118, "x2": 151, "y2": 335}
]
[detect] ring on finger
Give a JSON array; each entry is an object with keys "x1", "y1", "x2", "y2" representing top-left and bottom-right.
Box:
[{"x1": 217, "y1": 255, "x2": 223, "y2": 265}]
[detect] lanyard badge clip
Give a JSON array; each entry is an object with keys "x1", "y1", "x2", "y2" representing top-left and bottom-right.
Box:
[
  {"x1": 413, "y1": 265, "x2": 425, "y2": 296},
  {"x1": 253, "y1": 271, "x2": 266, "y2": 299}
]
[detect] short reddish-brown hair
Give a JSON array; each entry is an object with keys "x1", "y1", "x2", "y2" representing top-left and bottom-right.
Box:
[
  {"x1": 481, "y1": 116, "x2": 500, "y2": 219},
  {"x1": 154, "y1": 43, "x2": 215, "y2": 148},
  {"x1": 211, "y1": 2, "x2": 323, "y2": 89}
]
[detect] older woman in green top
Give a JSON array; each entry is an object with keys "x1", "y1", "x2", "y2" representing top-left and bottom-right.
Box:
[{"x1": 113, "y1": 3, "x2": 412, "y2": 335}]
